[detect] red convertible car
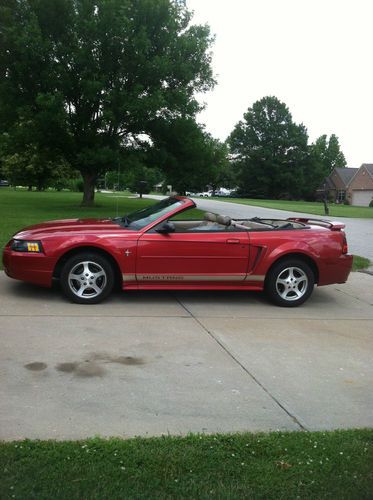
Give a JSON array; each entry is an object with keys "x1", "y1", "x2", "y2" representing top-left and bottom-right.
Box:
[{"x1": 3, "y1": 196, "x2": 353, "y2": 306}]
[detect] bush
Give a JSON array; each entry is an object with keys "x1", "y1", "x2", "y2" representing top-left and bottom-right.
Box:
[
  {"x1": 67, "y1": 178, "x2": 84, "y2": 192},
  {"x1": 369, "y1": 199, "x2": 373, "y2": 208}
]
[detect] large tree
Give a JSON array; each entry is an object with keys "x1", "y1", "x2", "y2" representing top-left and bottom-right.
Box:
[
  {"x1": 228, "y1": 96, "x2": 309, "y2": 199},
  {"x1": 148, "y1": 117, "x2": 226, "y2": 194},
  {"x1": 311, "y1": 134, "x2": 347, "y2": 173},
  {"x1": 0, "y1": 0, "x2": 215, "y2": 204}
]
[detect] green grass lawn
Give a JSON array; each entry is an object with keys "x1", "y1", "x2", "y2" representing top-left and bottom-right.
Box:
[
  {"x1": 1, "y1": 430, "x2": 372, "y2": 499},
  {"x1": 352, "y1": 255, "x2": 371, "y2": 272},
  {"x1": 0, "y1": 188, "x2": 202, "y2": 256},
  {"x1": 212, "y1": 197, "x2": 373, "y2": 218}
]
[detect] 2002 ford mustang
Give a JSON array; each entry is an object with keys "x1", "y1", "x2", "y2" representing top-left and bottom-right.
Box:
[{"x1": 2, "y1": 196, "x2": 353, "y2": 306}]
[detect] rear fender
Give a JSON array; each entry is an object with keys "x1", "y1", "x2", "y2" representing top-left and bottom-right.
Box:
[{"x1": 256, "y1": 241, "x2": 320, "y2": 277}]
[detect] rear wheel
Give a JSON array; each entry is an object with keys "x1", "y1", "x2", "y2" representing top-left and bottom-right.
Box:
[
  {"x1": 265, "y1": 258, "x2": 314, "y2": 307},
  {"x1": 60, "y1": 253, "x2": 114, "y2": 304}
]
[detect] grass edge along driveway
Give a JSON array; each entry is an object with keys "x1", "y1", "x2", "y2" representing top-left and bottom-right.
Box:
[{"x1": 1, "y1": 430, "x2": 372, "y2": 499}]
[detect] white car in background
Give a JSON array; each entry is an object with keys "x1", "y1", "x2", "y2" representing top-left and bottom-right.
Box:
[
  {"x1": 196, "y1": 191, "x2": 212, "y2": 197},
  {"x1": 215, "y1": 188, "x2": 230, "y2": 196}
]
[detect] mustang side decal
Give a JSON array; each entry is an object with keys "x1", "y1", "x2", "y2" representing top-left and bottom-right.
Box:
[{"x1": 122, "y1": 273, "x2": 265, "y2": 282}]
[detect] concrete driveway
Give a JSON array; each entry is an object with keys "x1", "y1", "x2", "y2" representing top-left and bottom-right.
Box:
[{"x1": 0, "y1": 271, "x2": 372, "y2": 440}]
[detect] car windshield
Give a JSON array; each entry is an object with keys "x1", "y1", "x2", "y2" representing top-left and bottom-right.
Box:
[{"x1": 122, "y1": 198, "x2": 184, "y2": 229}]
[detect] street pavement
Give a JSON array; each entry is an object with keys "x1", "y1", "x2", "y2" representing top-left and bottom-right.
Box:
[
  {"x1": 146, "y1": 195, "x2": 373, "y2": 262},
  {"x1": 0, "y1": 270, "x2": 372, "y2": 440}
]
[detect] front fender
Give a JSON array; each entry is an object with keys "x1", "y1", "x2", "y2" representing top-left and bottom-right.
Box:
[
  {"x1": 47, "y1": 237, "x2": 121, "y2": 262},
  {"x1": 44, "y1": 234, "x2": 139, "y2": 278}
]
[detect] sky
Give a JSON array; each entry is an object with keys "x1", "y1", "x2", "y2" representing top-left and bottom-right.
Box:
[{"x1": 187, "y1": 0, "x2": 373, "y2": 167}]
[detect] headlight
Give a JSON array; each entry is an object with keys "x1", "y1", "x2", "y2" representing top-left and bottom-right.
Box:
[{"x1": 11, "y1": 239, "x2": 43, "y2": 253}]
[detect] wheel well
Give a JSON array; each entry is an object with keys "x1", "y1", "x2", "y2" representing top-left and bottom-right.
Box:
[
  {"x1": 53, "y1": 246, "x2": 122, "y2": 287},
  {"x1": 266, "y1": 253, "x2": 319, "y2": 284}
]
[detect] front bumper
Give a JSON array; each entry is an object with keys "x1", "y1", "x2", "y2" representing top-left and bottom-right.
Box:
[{"x1": 2, "y1": 246, "x2": 54, "y2": 287}]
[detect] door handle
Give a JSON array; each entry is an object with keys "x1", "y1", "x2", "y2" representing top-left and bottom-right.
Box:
[{"x1": 226, "y1": 238, "x2": 240, "y2": 244}]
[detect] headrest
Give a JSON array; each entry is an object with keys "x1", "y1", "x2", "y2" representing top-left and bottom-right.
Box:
[
  {"x1": 204, "y1": 212, "x2": 218, "y2": 222},
  {"x1": 216, "y1": 215, "x2": 231, "y2": 226}
]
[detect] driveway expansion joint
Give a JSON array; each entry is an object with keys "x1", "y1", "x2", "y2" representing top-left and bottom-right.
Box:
[
  {"x1": 0, "y1": 314, "x2": 192, "y2": 318},
  {"x1": 334, "y1": 287, "x2": 373, "y2": 306},
  {"x1": 174, "y1": 296, "x2": 308, "y2": 432}
]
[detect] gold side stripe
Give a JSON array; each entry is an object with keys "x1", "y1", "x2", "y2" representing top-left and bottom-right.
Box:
[
  {"x1": 137, "y1": 274, "x2": 244, "y2": 282},
  {"x1": 122, "y1": 273, "x2": 265, "y2": 282},
  {"x1": 141, "y1": 255, "x2": 245, "y2": 260},
  {"x1": 246, "y1": 275, "x2": 265, "y2": 282},
  {"x1": 122, "y1": 274, "x2": 136, "y2": 282}
]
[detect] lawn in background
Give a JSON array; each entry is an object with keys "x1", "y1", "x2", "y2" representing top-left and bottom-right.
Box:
[
  {"x1": 0, "y1": 188, "x2": 202, "y2": 256},
  {"x1": 1, "y1": 430, "x2": 372, "y2": 499},
  {"x1": 212, "y1": 197, "x2": 373, "y2": 218}
]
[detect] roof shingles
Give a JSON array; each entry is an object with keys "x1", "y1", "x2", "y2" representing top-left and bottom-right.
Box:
[
  {"x1": 335, "y1": 167, "x2": 358, "y2": 185},
  {"x1": 362, "y1": 164, "x2": 373, "y2": 177}
]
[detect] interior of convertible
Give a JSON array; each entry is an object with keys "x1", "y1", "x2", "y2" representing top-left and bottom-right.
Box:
[{"x1": 167, "y1": 212, "x2": 307, "y2": 233}]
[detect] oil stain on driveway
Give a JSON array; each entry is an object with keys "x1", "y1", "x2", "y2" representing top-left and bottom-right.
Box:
[{"x1": 0, "y1": 271, "x2": 372, "y2": 440}]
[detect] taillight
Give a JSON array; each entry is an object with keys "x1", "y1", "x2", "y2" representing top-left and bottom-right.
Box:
[{"x1": 342, "y1": 233, "x2": 348, "y2": 254}]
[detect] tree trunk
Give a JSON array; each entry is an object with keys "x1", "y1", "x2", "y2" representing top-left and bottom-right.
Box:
[{"x1": 81, "y1": 174, "x2": 96, "y2": 206}]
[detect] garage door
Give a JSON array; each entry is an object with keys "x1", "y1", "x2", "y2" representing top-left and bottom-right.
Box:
[{"x1": 351, "y1": 190, "x2": 373, "y2": 206}]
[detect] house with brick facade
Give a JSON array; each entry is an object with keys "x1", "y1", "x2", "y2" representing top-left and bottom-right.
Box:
[
  {"x1": 325, "y1": 167, "x2": 358, "y2": 203},
  {"x1": 321, "y1": 164, "x2": 373, "y2": 206},
  {"x1": 347, "y1": 164, "x2": 373, "y2": 206}
]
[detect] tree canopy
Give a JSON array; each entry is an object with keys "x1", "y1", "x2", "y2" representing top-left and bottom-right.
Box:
[
  {"x1": 228, "y1": 96, "x2": 348, "y2": 200},
  {"x1": 148, "y1": 117, "x2": 229, "y2": 193},
  {"x1": 0, "y1": 0, "x2": 215, "y2": 203},
  {"x1": 310, "y1": 134, "x2": 347, "y2": 173},
  {"x1": 228, "y1": 96, "x2": 309, "y2": 199}
]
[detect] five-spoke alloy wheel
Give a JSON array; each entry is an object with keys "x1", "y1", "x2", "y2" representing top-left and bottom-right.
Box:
[
  {"x1": 265, "y1": 258, "x2": 314, "y2": 307},
  {"x1": 61, "y1": 253, "x2": 114, "y2": 304}
]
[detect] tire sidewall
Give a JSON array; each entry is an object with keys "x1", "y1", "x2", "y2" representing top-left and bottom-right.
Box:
[
  {"x1": 265, "y1": 258, "x2": 314, "y2": 307},
  {"x1": 60, "y1": 252, "x2": 115, "y2": 304}
]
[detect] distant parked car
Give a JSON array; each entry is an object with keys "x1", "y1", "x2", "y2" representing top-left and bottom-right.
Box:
[
  {"x1": 3, "y1": 196, "x2": 353, "y2": 306},
  {"x1": 197, "y1": 191, "x2": 212, "y2": 197},
  {"x1": 215, "y1": 187, "x2": 235, "y2": 197},
  {"x1": 0, "y1": 179, "x2": 9, "y2": 187}
]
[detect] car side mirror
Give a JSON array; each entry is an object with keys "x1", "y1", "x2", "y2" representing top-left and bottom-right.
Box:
[{"x1": 156, "y1": 221, "x2": 175, "y2": 234}]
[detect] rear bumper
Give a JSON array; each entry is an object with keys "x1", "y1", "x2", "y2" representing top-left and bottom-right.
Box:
[
  {"x1": 318, "y1": 254, "x2": 353, "y2": 286},
  {"x1": 2, "y1": 247, "x2": 54, "y2": 287}
]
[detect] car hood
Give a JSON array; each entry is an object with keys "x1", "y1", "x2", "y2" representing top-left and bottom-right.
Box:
[{"x1": 13, "y1": 218, "x2": 122, "y2": 239}]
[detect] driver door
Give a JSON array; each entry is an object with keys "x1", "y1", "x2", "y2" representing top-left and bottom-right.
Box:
[{"x1": 136, "y1": 222, "x2": 249, "y2": 285}]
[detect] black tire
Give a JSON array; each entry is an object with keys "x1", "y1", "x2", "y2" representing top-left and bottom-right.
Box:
[
  {"x1": 265, "y1": 258, "x2": 314, "y2": 307},
  {"x1": 60, "y1": 252, "x2": 115, "y2": 304}
]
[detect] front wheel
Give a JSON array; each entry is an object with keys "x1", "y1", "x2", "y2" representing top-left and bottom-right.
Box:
[
  {"x1": 265, "y1": 259, "x2": 314, "y2": 307},
  {"x1": 60, "y1": 253, "x2": 114, "y2": 304}
]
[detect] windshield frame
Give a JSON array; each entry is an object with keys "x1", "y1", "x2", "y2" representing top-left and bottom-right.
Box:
[{"x1": 116, "y1": 197, "x2": 195, "y2": 231}]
